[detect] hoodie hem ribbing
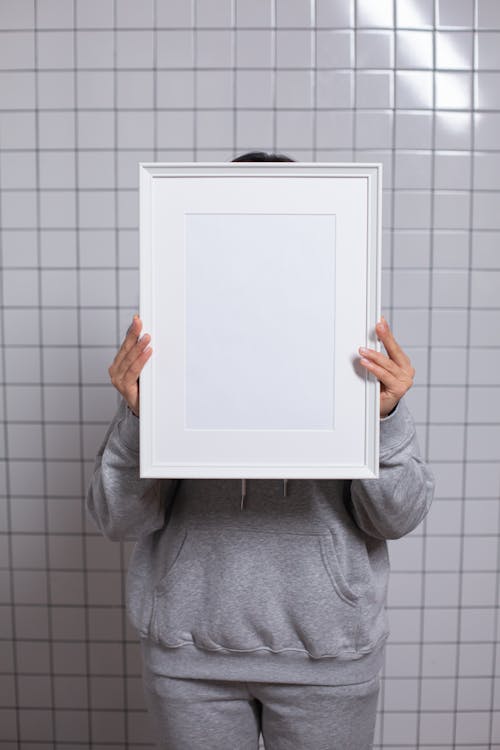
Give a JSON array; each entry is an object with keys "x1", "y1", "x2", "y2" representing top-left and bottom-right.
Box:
[{"x1": 140, "y1": 635, "x2": 387, "y2": 686}]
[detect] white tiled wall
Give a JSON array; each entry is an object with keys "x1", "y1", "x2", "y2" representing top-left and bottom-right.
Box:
[{"x1": 1, "y1": 0, "x2": 499, "y2": 747}]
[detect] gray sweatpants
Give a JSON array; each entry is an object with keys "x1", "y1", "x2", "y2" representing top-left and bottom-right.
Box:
[{"x1": 142, "y1": 668, "x2": 381, "y2": 750}]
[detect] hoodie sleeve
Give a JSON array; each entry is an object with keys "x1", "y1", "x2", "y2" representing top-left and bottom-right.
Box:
[
  {"x1": 86, "y1": 398, "x2": 180, "y2": 541},
  {"x1": 347, "y1": 398, "x2": 435, "y2": 541}
]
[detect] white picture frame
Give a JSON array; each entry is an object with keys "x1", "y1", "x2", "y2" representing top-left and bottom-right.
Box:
[{"x1": 139, "y1": 162, "x2": 382, "y2": 479}]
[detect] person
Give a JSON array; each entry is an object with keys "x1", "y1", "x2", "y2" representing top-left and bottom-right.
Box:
[{"x1": 86, "y1": 151, "x2": 435, "y2": 750}]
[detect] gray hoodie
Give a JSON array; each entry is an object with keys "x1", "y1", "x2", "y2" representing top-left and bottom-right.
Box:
[{"x1": 86, "y1": 397, "x2": 434, "y2": 686}]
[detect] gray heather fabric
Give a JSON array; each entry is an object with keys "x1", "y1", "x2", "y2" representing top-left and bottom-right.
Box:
[
  {"x1": 141, "y1": 657, "x2": 381, "y2": 749},
  {"x1": 86, "y1": 397, "x2": 434, "y2": 686}
]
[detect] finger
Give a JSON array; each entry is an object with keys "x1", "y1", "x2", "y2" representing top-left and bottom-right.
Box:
[
  {"x1": 113, "y1": 332, "x2": 151, "y2": 381},
  {"x1": 110, "y1": 315, "x2": 143, "y2": 372},
  {"x1": 375, "y1": 318, "x2": 410, "y2": 369},
  {"x1": 358, "y1": 347, "x2": 401, "y2": 377},
  {"x1": 120, "y1": 346, "x2": 153, "y2": 394},
  {"x1": 359, "y1": 357, "x2": 403, "y2": 391}
]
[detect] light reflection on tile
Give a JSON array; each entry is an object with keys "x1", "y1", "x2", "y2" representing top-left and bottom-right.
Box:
[
  {"x1": 435, "y1": 72, "x2": 472, "y2": 109},
  {"x1": 436, "y1": 31, "x2": 473, "y2": 69}
]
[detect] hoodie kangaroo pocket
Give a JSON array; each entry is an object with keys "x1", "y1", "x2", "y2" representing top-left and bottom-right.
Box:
[{"x1": 150, "y1": 525, "x2": 362, "y2": 658}]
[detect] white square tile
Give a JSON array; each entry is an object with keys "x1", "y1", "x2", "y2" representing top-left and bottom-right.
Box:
[
  {"x1": 41, "y1": 190, "x2": 77, "y2": 229},
  {"x1": 116, "y1": 30, "x2": 154, "y2": 68},
  {"x1": 43, "y1": 384, "x2": 80, "y2": 421},
  {"x1": 6, "y1": 386, "x2": 42, "y2": 422},
  {"x1": 425, "y1": 572, "x2": 460, "y2": 606},
  {"x1": 467, "y1": 426, "x2": 500, "y2": 462},
  {"x1": 393, "y1": 231, "x2": 431, "y2": 267},
  {"x1": 395, "y1": 151, "x2": 432, "y2": 189},
  {"x1": 76, "y1": 30, "x2": 114, "y2": 68},
  {"x1": 156, "y1": 71, "x2": 194, "y2": 108},
  {"x1": 436, "y1": 71, "x2": 472, "y2": 109},
  {"x1": 422, "y1": 643, "x2": 457, "y2": 676},
  {"x1": 461, "y1": 572, "x2": 496, "y2": 607},
  {"x1": 396, "y1": 0, "x2": 434, "y2": 28},
  {"x1": 475, "y1": 112, "x2": 500, "y2": 149},
  {"x1": 80, "y1": 269, "x2": 117, "y2": 307},
  {"x1": 317, "y1": 30, "x2": 353, "y2": 66},
  {"x1": 387, "y1": 570, "x2": 422, "y2": 606},
  {"x1": 474, "y1": 194, "x2": 500, "y2": 230},
  {"x1": 356, "y1": 71, "x2": 393, "y2": 108},
  {"x1": 438, "y1": 0, "x2": 474, "y2": 27},
  {"x1": 7, "y1": 425, "x2": 43, "y2": 460},
  {"x1": 37, "y1": 0, "x2": 74, "y2": 27},
  {"x1": 468, "y1": 347, "x2": 500, "y2": 383},
  {"x1": 236, "y1": 30, "x2": 272, "y2": 67},
  {"x1": 276, "y1": 70, "x2": 314, "y2": 108},
  {"x1": 39, "y1": 151, "x2": 75, "y2": 190},
  {"x1": 276, "y1": 29, "x2": 312, "y2": 68},
  {"x1": 477, "y1": 31, "x2": 500, "y2": 67},
  {"x1": 470, "y1": 270, "x2": 500, "y2": 308},
  {"x1": 317, "y1": 0, "x2": 353, "y2": 27},
  {"x1": 117, "y1": 111, "x2": 154, "y2": 149},
  {"x1": 474, "y1": 152, "x2": 500, "y2": 190},
  {"x1": 316, "y1": 71, "x2": 353, "y2": 108},
  {"x1": 1, "y1": 191, "x2": 37, "y2": 229},
  {"x1": 235, "y1": 70, "x2": 273, "y2": 108},
  {"x1": 196, "y1": 70, "x2": 232, "y2": 108},
  {"x1": 276, "y1": 0, "x2": 312, "y2": 27},
  {"x1": 0, "y1": 31, "x2": 33, "y2": 69},
  {"x1": 236, "y1": 110, "x2": 274, "y2": 150},
  {"x1": 394, "y1": 193, "x2": 431, "y2": 230},
  {"x1": 392, "y1": 309, "x2": 429, "y2": 346},
  {"x1": 356, "y1": 111, "x2": 393, "y2": 148},
  {"x1": 419, "y1": 712, "x2": 455, "y2": 744},
  {"x1": 460, "y1": 642, "x2": 495, "y2": 676},
  {"x1": 388, "y1": 535, "x2": 423, "y2": 571},
  {"x1": 197, "y1": 29, "x2": 233, "y2": 67},
  {"x1": 431, "y1": 347, "x2": 467, "y2": 385},
  {"x1": 77, "y1": 71, "x2": 114, "y2": 109},
  {"x1": 386, "y1": 609, "x2": 422, "y2": 643},
  {"x1": 436, "y1": 31, "x2": 473, "y2": 69},
  {"x1": 478, "y1": 0, "x2": 500, "y2": 28},
  {"x1": 381, "y1": 712, "x2": 418, "y2": 745},
  {"x1": 460, "y1": 606, "x2": 496, "y2": 640},
  {"x1": 156, "y1": 0, "x2": 193, "y2": 26},
  {"x1": 356, "y1": 30, "x2": 393, "y2": 68},
  {"x1": 435, "y1": 152, "x2": 471, "y2": 189},
  {"x1": 420, "y1": 677, "x2": 456, "y2": 711},
  {"x1": 430, "y1": 388, "x2": 465, "y2": 424},
  {"x1": 42, "y1": 308, "x2": 78, "y2": 346},
  {"x1": 396, "y1": 70, "x2": 433, "y2": 108},
  {"x1": 423, "y1": 607, "x2": 459, "y2": 644},
  {"x1": 396, "y1": 30, "x2": 433, "y2": 68},
  {"x1": 431, "y1": 309, "x2": 468, "y2": 346},
  {"x1": 0, "y1": 0, "x2": 34, "y2": 28},
  {"x1": 276, "y1": 110, "x2": 314, "y2": 148},
  {"x1": 436, "y1": 112, "x2": 471, "y2": 149},
  {"x1": 428, "y1": 425, "x2": 465, "y2": 462},
  {"x1": 0, "y1": 112, "x2": 36, "y2": 149},
  {"x1": 0, "y1": 72, "x2": 34, "y2": 109},
  {"x1": 457, "y1": 677, "x2": 493, "y2": 712},
  {"x1": 357, "y1": 0, "x2": 394, "y2": 28},
  {"x1": 37, "y1": 30, "x2": 74, "y2": 68},
  {"x1": 38, "y1": 71, "x2": 74, "y2": 109},
  {"x1": 476, "y1": 71, "x2": 500, "y2": 110},
  {"x1": 463, "y1": 535, "x2": 498, "y2": 571},
  {"x1": 0, "y1": 152, "x2": 36, "y2": 189},
  {"x1": 467, "y1": 384, "x2": 500, "y2": 420},
  {"x1": 396, "y1": 112, "x2": 433, "y2": 148},
  {"x1": 432, "y1": 269, "x2": 469, "y2": 307},
  {"x1": 117, "y1": 71, "x2": 154, "y2": 109},
  {"x1": 235, "y1": 0, "x2": 271, "y2": 27},
  {"x1": 315, "y1": 110, "x2": 353, "y2": 148},
  {"x1": 434, "y1": 231, "x2": 469, "y2": 267},
  {"x1": 116, "y1": 0, "x2": 154, "y2": 26},
  {"x1": 425, "y1": 536, "x2": 462, "y2": 575},
  {"x1": 196, "y1": 110, "x2": 233, "y2": 148},
  {"x1": 78, "y1": 111, "x2": 114, "y2": 149}
]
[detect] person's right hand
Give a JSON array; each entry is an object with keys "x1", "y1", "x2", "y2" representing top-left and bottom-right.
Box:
[{"x1": 108, "y1": 315, "x2": 152, "y2": 417}]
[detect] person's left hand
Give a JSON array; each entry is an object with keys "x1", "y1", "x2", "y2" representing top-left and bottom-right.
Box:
[{"x1": 358, "y1": 317, "x2": 415, "y2": 418}]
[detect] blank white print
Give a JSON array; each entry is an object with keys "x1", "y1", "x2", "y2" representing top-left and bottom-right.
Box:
[{"x1": 185, "y1": 213, "x2": 336, "y2": 430}]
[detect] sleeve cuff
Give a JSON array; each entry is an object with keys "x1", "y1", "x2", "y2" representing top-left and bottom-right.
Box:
[
  {"x1": 117, "y1": 403, "x2": 140, "y2": 452},
  {"x1": 379, "y1": 398, "x2": 414, "y2": 457}
]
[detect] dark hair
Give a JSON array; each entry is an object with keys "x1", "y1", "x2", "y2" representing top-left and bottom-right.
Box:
[{"x1": 231, "y1": 150, "x2": 296, "y2": 162}]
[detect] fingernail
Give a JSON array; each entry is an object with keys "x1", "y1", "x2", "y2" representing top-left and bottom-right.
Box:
[{"x1": 359, "y1": 346, "x2": 368, "y2": 354}]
